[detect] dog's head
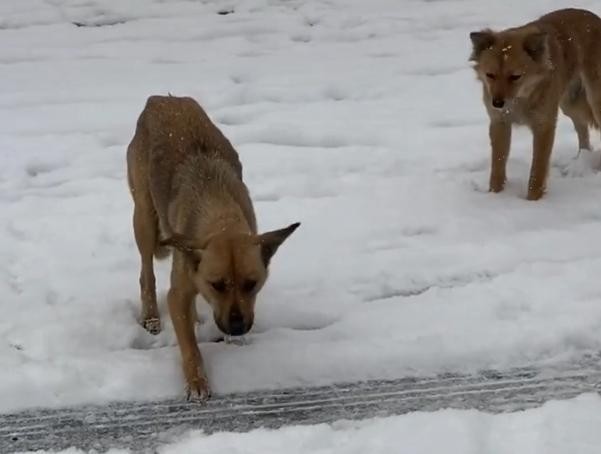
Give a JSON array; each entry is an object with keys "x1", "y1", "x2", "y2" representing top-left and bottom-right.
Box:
[
  {"x1": 162, "y1": 222, "x2": 300, "y2": 336},
  {"x1": 469, "y1": 27, "x2": 552, "y2": 110}
]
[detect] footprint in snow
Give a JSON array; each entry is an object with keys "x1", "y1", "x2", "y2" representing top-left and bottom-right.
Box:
[
  {"x1": 555, "y1": 150, "x2": 600, "y2": 178},
  {"x1": 291, "y1": 33, "x2": 312, "y2": 43},
  {"x1": 25, "y1": 159, "x2": 63, "y2": 178}
]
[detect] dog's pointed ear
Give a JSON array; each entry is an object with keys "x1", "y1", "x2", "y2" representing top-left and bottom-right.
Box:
[
  {"x1": 160, "y1": 234, "x2": 203, "y2": 269},
  {"x1": 469, "y1": 30, "x2": 495, "y2": 61},
  {"x1": 258, "y1": 222, "x2": 300, "y2": 268},
  {"x1": 523, "y1": 31, "x2": 548, "y2": 61}
]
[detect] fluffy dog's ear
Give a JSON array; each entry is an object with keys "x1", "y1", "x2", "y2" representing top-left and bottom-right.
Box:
[
  {"x1": 258, "y1": 222, "x2": 300, "y2": 267},
  {"x1": 160, "y1": 234, "x2": 203, "y2": 270},
  {"x1": 469, "y1": 30, "x2": 495, "y2": 60},
  {"x1": 523, "y1": 31, "x2": 548, "y2": 62}
]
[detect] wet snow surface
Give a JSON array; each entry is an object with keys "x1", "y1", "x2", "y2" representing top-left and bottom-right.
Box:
[
  {"x1": 2, "y1": 0, "x2": 601, "y2": 445},
  {"x1": 21, "y1": 394, "x2": 601, "y2": 453},
  {"x1": 123, "y1": 394, "x2": 601, "y2": 454}
]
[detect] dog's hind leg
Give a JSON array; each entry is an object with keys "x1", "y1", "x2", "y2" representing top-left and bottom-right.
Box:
[
  {"x1": 561, "y1": 78, "x2": 592, "y2": 152},
  {"x1": 582, "y1": 63, "x2": 601, "y2": 145}
]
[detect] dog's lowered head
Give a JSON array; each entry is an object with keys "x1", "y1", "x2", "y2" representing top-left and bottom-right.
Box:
[
  {"x1": 469, "y1": 27, "x2": 552, "y2": 111},
  {"x1": 162, "y1": 222, "x2": 300, "y2": 336}
]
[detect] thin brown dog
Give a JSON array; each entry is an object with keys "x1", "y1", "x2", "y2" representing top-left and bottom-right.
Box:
[
  {"x1": 126, "y1": 95, "x2": 299, "y2": 401},
  {"x1": 470, "y1": 8, "x2": 601, "y2": 200}
]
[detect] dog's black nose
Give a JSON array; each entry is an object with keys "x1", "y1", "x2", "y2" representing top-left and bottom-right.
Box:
[
  {"x1": 492, "y1": 98, "x2": 505, "y2": 108},
  {"x1": 228, "y1": 312, "x2": 245, "y2": 336}
]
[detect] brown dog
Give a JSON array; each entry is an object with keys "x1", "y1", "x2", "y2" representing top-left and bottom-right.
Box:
[
  {"x1": 470, "y1": 8, "x2": 601, "y2": 200},
  {"x1": 126, "y1": 95, "x2": 300, "y2": 400}
]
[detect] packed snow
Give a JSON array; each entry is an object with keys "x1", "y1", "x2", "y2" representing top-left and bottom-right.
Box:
[
  {"x1": 32, "y1": 394, "x2": 601, "y2": 454},
  {"x1": 2, "y1": 0, "x2": 601, "y2": 448}
]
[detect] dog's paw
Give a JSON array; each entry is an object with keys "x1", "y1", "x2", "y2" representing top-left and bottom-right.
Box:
[
  {"x1": 183, "y1": 362, "x2": 211, "y2": 403},
  {"x1": 489, "y1": 175, "x2": 506, "y2": 193},
  {"x1": 186, "y1": 377, "x2": 211, "y2": 403},
  {"x1": 526, "y1": 188, "x2": 545, "y2": 201},
  {"x1": 142, "y1": 317, "x2": 161, "y2": 335}
]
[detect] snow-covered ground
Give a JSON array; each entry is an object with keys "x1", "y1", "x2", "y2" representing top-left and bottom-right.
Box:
[{"x1": 2, "y1": 0, "x2": 601, "y2": 448}]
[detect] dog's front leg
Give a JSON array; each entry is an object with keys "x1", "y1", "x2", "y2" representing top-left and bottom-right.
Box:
[
  {"x1": 168, "y1": 285, "x2": 210, "y2": 402},
  {"x1": 489, "y1": 120, "x2": 512, "y2": 193},
  {"x1": 528, "y1": 120, "x2": 556, "y2": 201}
]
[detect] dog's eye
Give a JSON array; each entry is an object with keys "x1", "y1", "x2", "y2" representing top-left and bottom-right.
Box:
[
  {"x1": 508, "y1": 74, "x2": 522, "y2": 82},
  {"x1": 486, "y1": 73, "x2": 496, "y2": 80},
  {"x1": 211, "y1": 280, "x2": 226, "y2": 293},
  {"x1": 242, "y1": 279, "x2": 257, "y2": 293}
]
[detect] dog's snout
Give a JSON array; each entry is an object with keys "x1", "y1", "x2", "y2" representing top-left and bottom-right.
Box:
[
  {"x1": 228, "y1": 311, "x2": 245, "y2": 336},
  {"x1": 492, "y1": 98, "x2": 505, "y2": 109}
]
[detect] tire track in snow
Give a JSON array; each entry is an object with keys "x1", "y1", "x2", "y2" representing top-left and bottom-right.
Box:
[{"x1": 2, "y1": 353, "x2": 600, "y2": 453}]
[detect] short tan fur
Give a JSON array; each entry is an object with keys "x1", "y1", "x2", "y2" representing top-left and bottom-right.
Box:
[{"x1": 127, "y1": 95, "x2": 299, "y2": 400}]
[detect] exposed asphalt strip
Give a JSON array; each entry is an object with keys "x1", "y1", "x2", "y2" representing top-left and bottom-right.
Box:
[{"x1": 2, "y1": 354, "x2": 601, "y2": 453}]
